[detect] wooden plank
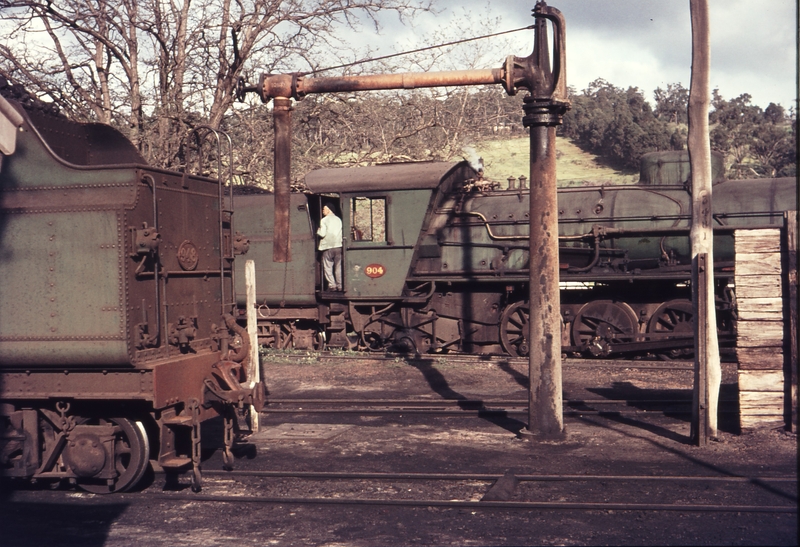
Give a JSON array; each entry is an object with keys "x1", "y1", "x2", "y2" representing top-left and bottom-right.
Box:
[
  {"x1": 738, "y1": 370, "x2": 784, "y2": 392},
  {"x1": 739, "y1": 391, "x2": 784, "y2": 413},
  {"x1": 735, "y1": 229, "x2": 782, "y2": 253},
  {"x1": 736, "y1": 297, "x2": 784, "y2": 321},
  {"x1": 737, "y1": 309, "x2": 784, "y2": 322},
  {"x1": 736, "y1": 319, "x2": 784, "y2": 340},
  {"x1": 732, "y1": 274, "x2": 782, "y2": 293},
  {"x1": 741, "y1": 415, "x2": 785, "y2": 430},
  {"x1": 736, "y1": 297, "x2": 783, "y2": 310},
  {"x1": 736, "y1": 347, "x2": 783, "y2": 369},
  {"x1": 735, "y1": 254, "x2": 783, "y2": 276},
  {"x1": 736, "y1": 227, "x2": 782, "y2": 238},
  {"x1": 735, "y1": 239, "x2": 782, "y2": 254},
  {"x1": 734, "y1": 225, "x2": 788, "y2": 433},
  {"x1": 736, "y1": 338, "x2": 783, "y2": 349}
]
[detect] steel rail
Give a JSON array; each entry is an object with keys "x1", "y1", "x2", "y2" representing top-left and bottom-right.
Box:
[
  {"x1": 259, "y1": 407, "x2": 739, "y2": 416},
  {"x1": 263, "y1": 398, "x2": 737, "y2": 405},
  {"x1": 203, "y1": 469, "x2": 797, "y2": 483},
  {"x1": 264, "y1": 351, "x2": 734, "y2": 371},
  {"x1": 149, "y1": 492, "x2": 797, "y2": 513}
]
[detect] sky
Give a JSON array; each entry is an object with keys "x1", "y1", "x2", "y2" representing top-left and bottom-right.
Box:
[{"x1": 361, "y1": 0, "x2": 797, "y2": 110}]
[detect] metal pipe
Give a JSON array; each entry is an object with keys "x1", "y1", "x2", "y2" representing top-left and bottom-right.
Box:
[
  {"x1": 260, "y1": 69, "x2": 507, "y2": 102},
  {"x1": 273, "y1": 97, "x2": 292, "y2": 262},
  {"x1": 526, "y1": 120, "x2": 564, "y2": 439},
  {"x1": 521, "y1": 3, "x2": 570, "y2": 440}
]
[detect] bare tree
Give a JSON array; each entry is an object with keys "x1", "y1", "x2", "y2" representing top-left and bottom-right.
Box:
[{"x1": 0, "y1": 0, "x2": 431, "y2": 168}]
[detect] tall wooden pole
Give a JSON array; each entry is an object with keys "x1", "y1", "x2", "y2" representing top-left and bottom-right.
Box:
[{"x1": 688, "y1": 0, "x2": 721, "y2": 443}]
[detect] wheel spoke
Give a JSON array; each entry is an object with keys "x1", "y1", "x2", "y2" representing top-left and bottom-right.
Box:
[
  {"x1": 500, "y1": 301, "x2": 530, "y2": 357},
  {"x1": 571, "y1": 300, "x2": 638, "y2": 356}
]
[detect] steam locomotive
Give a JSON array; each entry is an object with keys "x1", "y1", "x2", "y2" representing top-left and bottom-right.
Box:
[
  {"x1": 0, "y1": 84, "x2": 263, "y2": 493},
  {"x1": 233, "y1": 152, "x2": 795, "y2": 358}
]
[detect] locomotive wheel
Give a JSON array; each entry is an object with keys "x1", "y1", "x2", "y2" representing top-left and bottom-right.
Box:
[
  {"x1": 75, "y1": 417, "x2": 150, "y2": 494},
  {"x1": 361, "y1": 330, "x2": 385, "y2": 352},
  {"x1": 500, "y1": 301, "x2": 530, "y2": 357},
  {"x1": 647, "y1": 299, "x2": 694, "y2": 359},
  {"x1": 571, "y1": 300, "x2": 638, "y2": 357}
]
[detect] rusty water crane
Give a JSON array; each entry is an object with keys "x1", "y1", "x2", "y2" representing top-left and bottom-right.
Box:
[{"x1": 237, "y1": 1, "x2": 569, "y2": 438}]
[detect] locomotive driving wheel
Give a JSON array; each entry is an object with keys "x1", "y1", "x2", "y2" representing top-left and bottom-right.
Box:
[
  {"x1": 571, "y1": 300, "x2": 638, "y2": 357},
  {"x1": 500, "y1": 301, "x2": 530, "y2": 357},
  {"x1": 647, "y1": 299, "x2": 694, "y2": 359},
  {"x1": 74, "y1": 417, "x2": 150, "y2": 494}
]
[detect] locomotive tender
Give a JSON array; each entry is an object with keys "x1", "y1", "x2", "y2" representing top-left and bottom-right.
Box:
[
  {"x1": 234, "y1": 154, "x2": 795, "y2": 358},
  {"x1": 0, "y1": 86, "x2": 262, "y2": 493}
]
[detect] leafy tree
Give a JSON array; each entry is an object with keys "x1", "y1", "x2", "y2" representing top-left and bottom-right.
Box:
[
  {"x1": 654, "y1": 83, "x2": 689, "y2": 124},
  {"x1": 560, "y1": 79, "x2": 677, "y2": 169},
  {"x1": 710, "y1": 91, "x2": 796, "y2": 178}
]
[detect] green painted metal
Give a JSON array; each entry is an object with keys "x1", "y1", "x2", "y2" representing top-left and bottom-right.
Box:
[
  {"x1": 639, "y1": 150, "x2": 725, "y2": 186},
  {"x1": 343, "y1": 189, "x2": 434, "y2": 298},
  {"x1": 233, "y1": 192, "x2": 317, "y2": 306},
  {"x1": 0, "y1": 118, "x2": 136, "y2": 366},
  {"x1": 0, "y1": 107, "x2": 231, "y2": 367},
  {"x1": 0, "y1": 211, "x2": 129, "y2": 365},
  {"x1": 411, "y1": 173, "x2": 794, "y2": 280}
]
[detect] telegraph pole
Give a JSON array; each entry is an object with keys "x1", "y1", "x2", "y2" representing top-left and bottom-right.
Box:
[{"x1": 687, "y1": 0, "x2": 721, "y2": 443}]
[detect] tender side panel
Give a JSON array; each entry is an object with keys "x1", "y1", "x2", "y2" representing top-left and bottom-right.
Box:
[
  {"x1": 0, "y1": 124, "x2": 137, "y2": 366},
  {"x1": 0, "y1": 210, "x2": 127, "y2": 365}
]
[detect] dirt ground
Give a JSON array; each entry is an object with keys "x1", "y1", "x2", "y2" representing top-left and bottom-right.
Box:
[{"x1": 1, "y1": 355, "x2": 796, "y2": 546}]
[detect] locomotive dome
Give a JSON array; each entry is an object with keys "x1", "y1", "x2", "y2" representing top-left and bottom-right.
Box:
[{"x1": 638, "y1": 150, "x2": 725, "y2": 186}]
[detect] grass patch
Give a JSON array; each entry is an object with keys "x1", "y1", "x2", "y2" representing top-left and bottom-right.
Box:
[{"x1": 476, "y1": 137, "x2": 639, "y2": 187}]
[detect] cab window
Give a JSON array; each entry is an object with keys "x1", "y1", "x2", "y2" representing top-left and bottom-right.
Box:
[{"x1": 351, "y1": 197, "x2": 386, "y2": 242}]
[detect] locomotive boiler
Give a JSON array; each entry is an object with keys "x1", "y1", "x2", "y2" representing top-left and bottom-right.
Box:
[
  {"x1": 0, "y1": 85, "x2": 262, "y2": 493},
  {"x1": 234, "y1": 154, "x2": 795, "y2": 358}
]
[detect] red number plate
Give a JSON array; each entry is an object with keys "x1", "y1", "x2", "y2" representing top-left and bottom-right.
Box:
[{"x1": 364, "y1": 264, "x2": 386, "y2": 278}]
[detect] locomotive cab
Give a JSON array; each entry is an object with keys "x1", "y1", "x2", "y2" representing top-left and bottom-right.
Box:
[{"x1": 304, "y1": 162, "x2": 459, "y2": 300}]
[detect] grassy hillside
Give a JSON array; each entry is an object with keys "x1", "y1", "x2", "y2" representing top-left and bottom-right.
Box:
[{"x1": 476, "y1": 137, "x2": 640, "y2": 187}]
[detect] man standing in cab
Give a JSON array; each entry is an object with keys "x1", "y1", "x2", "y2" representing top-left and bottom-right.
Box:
[{"x1": 317, "y1": 203, "x2": 343, "y2": 291}]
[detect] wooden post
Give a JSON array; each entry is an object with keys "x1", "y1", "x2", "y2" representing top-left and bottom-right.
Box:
[
  {"x1": 688, "y1": 0, "x2": 721, "y2": 443},
  {"x1": 694, "y1": 253, "x2": 710, "y2": 444},
  {"x1": 246, "y1": 259, "x2": 260, "y2": 432},
  {"x1": 783, "y1": 211, "x2": 797, "y2": 431}
]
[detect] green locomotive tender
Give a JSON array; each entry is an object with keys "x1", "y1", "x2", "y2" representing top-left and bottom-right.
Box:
[{"x1": 0, "y1": 87, "x2": 262, "y2": 493}]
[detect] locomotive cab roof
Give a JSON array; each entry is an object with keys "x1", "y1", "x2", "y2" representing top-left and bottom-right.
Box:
[{"x1": 303, "y1": 161, "x2": 478, "y2": 193}]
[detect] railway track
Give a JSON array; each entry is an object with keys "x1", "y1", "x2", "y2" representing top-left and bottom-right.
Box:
[
  {"x1": 264, "y1": 350, "x2": 735, "y2": 371},
  {"x1": 71, "y1": 469, "x2": 792, "y2": 514},
  {"x1": 260, "y1": 397, "x2": 740, "y2": 416}
]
